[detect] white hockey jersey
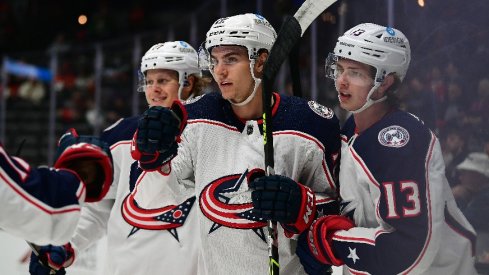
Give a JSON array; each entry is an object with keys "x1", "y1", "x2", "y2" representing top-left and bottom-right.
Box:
[
  {"x1": 333, "y1": 111, "x2": 477, "y2": 275},
  {"x1": 0, "y1": 144, "x2": 85, "y2": 245},
  {"x1": 69, "y1": 117, "x2": 200, "y2": 275},
  {"x1": 134, "y1": 92, "x2": 341, "y2": 274}
]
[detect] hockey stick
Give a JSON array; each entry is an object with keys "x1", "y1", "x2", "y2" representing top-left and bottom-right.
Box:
[
  {"x1": 289, "y1": 38, "x2": 302, "y2": 97},
  {"x1": 261, "y1": 0, "x2": 338, "y2": 274}
]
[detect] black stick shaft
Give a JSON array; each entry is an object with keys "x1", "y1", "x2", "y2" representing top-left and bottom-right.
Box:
[{"x1": 262, "y1": 15, "x2": 302, "y2": 275}]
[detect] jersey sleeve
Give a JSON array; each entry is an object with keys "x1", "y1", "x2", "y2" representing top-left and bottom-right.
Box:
[
  {"x1": 70, "y1": 118, "x2": 133, "y2": 252},
  {"x1": 171, "y1": 129, "x2": 196, "y2": 187},
  {"x1": 70, "y1": 198, "x2": 114, "y2": 251},
  {"x1": 299, "y1": 102, "x2": 341, "y2": 216},
  {"x1": 333, "y1": 121, "x2": 442, "y2": 274},
  {"x1": 0, "y1": 144, "x2": 84, "y2": 245},
  {"x1": 299, "y1": 129, "x2": 340, "y2": 216}
]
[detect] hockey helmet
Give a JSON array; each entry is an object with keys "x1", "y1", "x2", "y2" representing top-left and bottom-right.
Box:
[
  {"x1": 325, "y1": 23, "x2": 411, "y2": 113},
  {"x1": 327, "y1": 23, "x2": 411, "y2": 83},
  {"x1": 205, "y1": 13, "x2": 277, "y2": 60},
  {"x1": 201, "y1": 14, "x2": 277, "y2": 106},
  {"x1": 140, "y1": 41, "x2": 200, "y2": 91}
]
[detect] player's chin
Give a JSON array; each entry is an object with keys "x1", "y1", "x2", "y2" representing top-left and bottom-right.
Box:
[
  {"x1": 219, "y1": 89, "x2": 234, "y2": 101},
  {"x1": 150, "y1": 99, "x2": 173, "y2": 108},
  {"x1": 339, "y1": 101, "x2": 355, "y2": 112}
]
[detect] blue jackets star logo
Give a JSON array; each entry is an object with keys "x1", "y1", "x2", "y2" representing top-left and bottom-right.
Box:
[{"x1": 199, "y1": 170, "x2": 268, "y2": 240}]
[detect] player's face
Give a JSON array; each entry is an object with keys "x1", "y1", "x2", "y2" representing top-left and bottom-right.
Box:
[
  {"x1": 210, "y1": 45, "x2": 255, "y2": 104},
  {"x1": 334, "y1": 59, "x2": 375, "y2": 111},
  {"x1": 144, "y1": 69, "x2": 180, "y2": 107}
]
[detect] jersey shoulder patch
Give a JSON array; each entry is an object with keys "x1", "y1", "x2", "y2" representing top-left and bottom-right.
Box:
[
  {"x1": 308, "y1": 100, "x2": 334, "y2": 119},
  {"x1": 377, "y1": 125, "x2": 410, "y2": 148}
]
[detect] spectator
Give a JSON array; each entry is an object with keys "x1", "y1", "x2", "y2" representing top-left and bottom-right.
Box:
[
  {"x1": 470, "y1": 78, "x2": 489, "y2": 122},
  {"x1": 442, "y1": 126, "x2": 469, "y2": 186},
  {"x1": 18, "y1": 78, "x2": 46, "y2": 104},
  {"x1": 404, "y1": 75, "x2": 436, "y2": 130},
  {"x1": 443, "y1": 81, "x2": 466, "y2": 124},
  {"x1": 444, "y1": 61, "x2": 462, "y2": 84},
  {"x1": 453, "y1": 152, "x2": 489, "y2": 229},
  {"x1": 453, "y1": 152, "x2": 489, "y2": 268}
]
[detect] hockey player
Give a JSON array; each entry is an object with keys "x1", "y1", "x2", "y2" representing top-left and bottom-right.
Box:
[
  {"x1": 0, "y1": 129, "x2": 113, "y2": 245},
  {"x1": 29, "y1": 41, "x2": 208, "y2": 275},
  {"x1": 295, "y1": 23, "x2": 478, "y2": 275},
  {"x1": 130, "y1": 13, "x2": 341, "y2": 274}
]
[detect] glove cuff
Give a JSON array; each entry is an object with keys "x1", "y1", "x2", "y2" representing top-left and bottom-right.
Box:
[
  {"x1": 307, "y1": 215, "x2": 355, "y2": 266},
  {"x1": 170, "y1": 100, "x2": 188, "y2": 137},
  {"x1": 54, "y1": 141, "x2": 113, "y2": 202},
  {"x1": 283, "y1": 184, "x2": 316, "y2": 235},
  {"x1": 131, "y1": 131, "x2": 177, "y2": 171}
]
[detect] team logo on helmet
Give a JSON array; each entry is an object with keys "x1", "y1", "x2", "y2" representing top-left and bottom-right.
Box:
[
  {"x1": 351, "y1": 28, "x2": 365, "y2": 36},
  {"x1": 199, "y1": 170, "x2": 268, "y2": 242},
  {"x1": 378, "y1": 125, "x2": 410, "y2": 148},
  {"x1": 386, "y1": 27, "x2": 396, "y2": 36},
  {"x1": 308, "y1": 101, "x2": 334, "y2": 119}
]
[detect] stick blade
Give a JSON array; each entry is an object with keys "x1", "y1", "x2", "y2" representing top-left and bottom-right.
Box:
[
  {"x1": 262, "y1": 16, "x2": 302, "y2": 83},
  {"x1": 294, "y1": 0, "x2": 338, "y2": 36}
]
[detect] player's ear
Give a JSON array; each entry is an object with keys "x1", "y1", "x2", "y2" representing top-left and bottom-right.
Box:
[
  {"x1": 377, "y1": 74, "x2": 395, "y2": 97},
  {"x1": 254, "y1": 51, "x2": 268, "y2": 75}
]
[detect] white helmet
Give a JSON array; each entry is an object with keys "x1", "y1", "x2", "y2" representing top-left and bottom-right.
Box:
[
  {"x1": 205, "y1": 13, "x2": 276, "y2": 60},
  {"x1": 326, "y1": 23, "x2": 411, "y2": 113},
  {"x1": 140, "y1": 41, "x2": 200, "y2": 100},
  {"x1": 203, "y1": 14, "x2": 277, "y2": 106}
]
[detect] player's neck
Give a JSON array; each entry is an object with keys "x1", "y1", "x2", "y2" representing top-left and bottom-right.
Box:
[
  {"x1": 231, "y1": 89, "x2": 269, "y2": 120},
  {"x1": 353, "y1": 102, "x2": 391, "y2": 133}
]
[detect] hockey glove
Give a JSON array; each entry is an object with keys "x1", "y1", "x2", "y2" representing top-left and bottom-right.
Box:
[
  {"x1": 29, "y1": 243, "x2": 74, "y2": 275},
  {"x1": 296, "y1": 232, "x2": 333, "y2": 275},
  {"x1": 131, "y1": 101, "x2": 187, "y2": 171},
  {"x1": 296, "y1": 215, "x2": 354, "y2": 267},
  {"x1": 249, "y1": 173, "x2": 316, "y2": 235},
  {"x1": 55, "y1": 128, "x2": 113, "y2": 202}
]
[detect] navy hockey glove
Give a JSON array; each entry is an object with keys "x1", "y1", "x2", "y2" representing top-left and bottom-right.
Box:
[
  {"x1": 29, "y1": 243, "x2": 74, "y2": 275},
  {"x1": 296, "y1": 232, "x2": 333, "y2": 275},
  {"x1": 55, "y1": 128, "x2": 113, "y2": 202},
  {"x1": 297, "y1": 215, "x2": 354, "y2": 267},
  {"x1": 131, "y1": 101, "x2": 187, "y2": 171},
  {"x1": 249, "y1": 173, "x2": 316, "y2": 235}
]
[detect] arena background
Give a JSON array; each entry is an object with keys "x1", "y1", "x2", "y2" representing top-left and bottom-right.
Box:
[{"x1": 1, "y1": 0, "x2": 488, "y2": 274}]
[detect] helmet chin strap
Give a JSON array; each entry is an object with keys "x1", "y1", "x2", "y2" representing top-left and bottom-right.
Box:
[
  {"x1": 349, "y1": 83, "x2": 386, "y2": 114},
  {"x1": 177, "y1": 85, "x2": 185, "y2": 101},
  {"x1": 229, "y1": 59, "x2": 260, "y2": 107}
]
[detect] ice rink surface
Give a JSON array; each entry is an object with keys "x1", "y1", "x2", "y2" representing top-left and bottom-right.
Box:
[{"x1": 0, "y1": 231, "x2": 107, "y2": 275}]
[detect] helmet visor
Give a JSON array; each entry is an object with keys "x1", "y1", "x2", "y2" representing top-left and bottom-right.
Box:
[
  {"x1": 137, "y1": 69, "x2": 146, "y2": 93},
  {"x1": 197, "y1": 42, "x2": 211, "y2": 72},
  {"x1": 325, "y1": 53, "x2": 375, "y2": 87}
]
